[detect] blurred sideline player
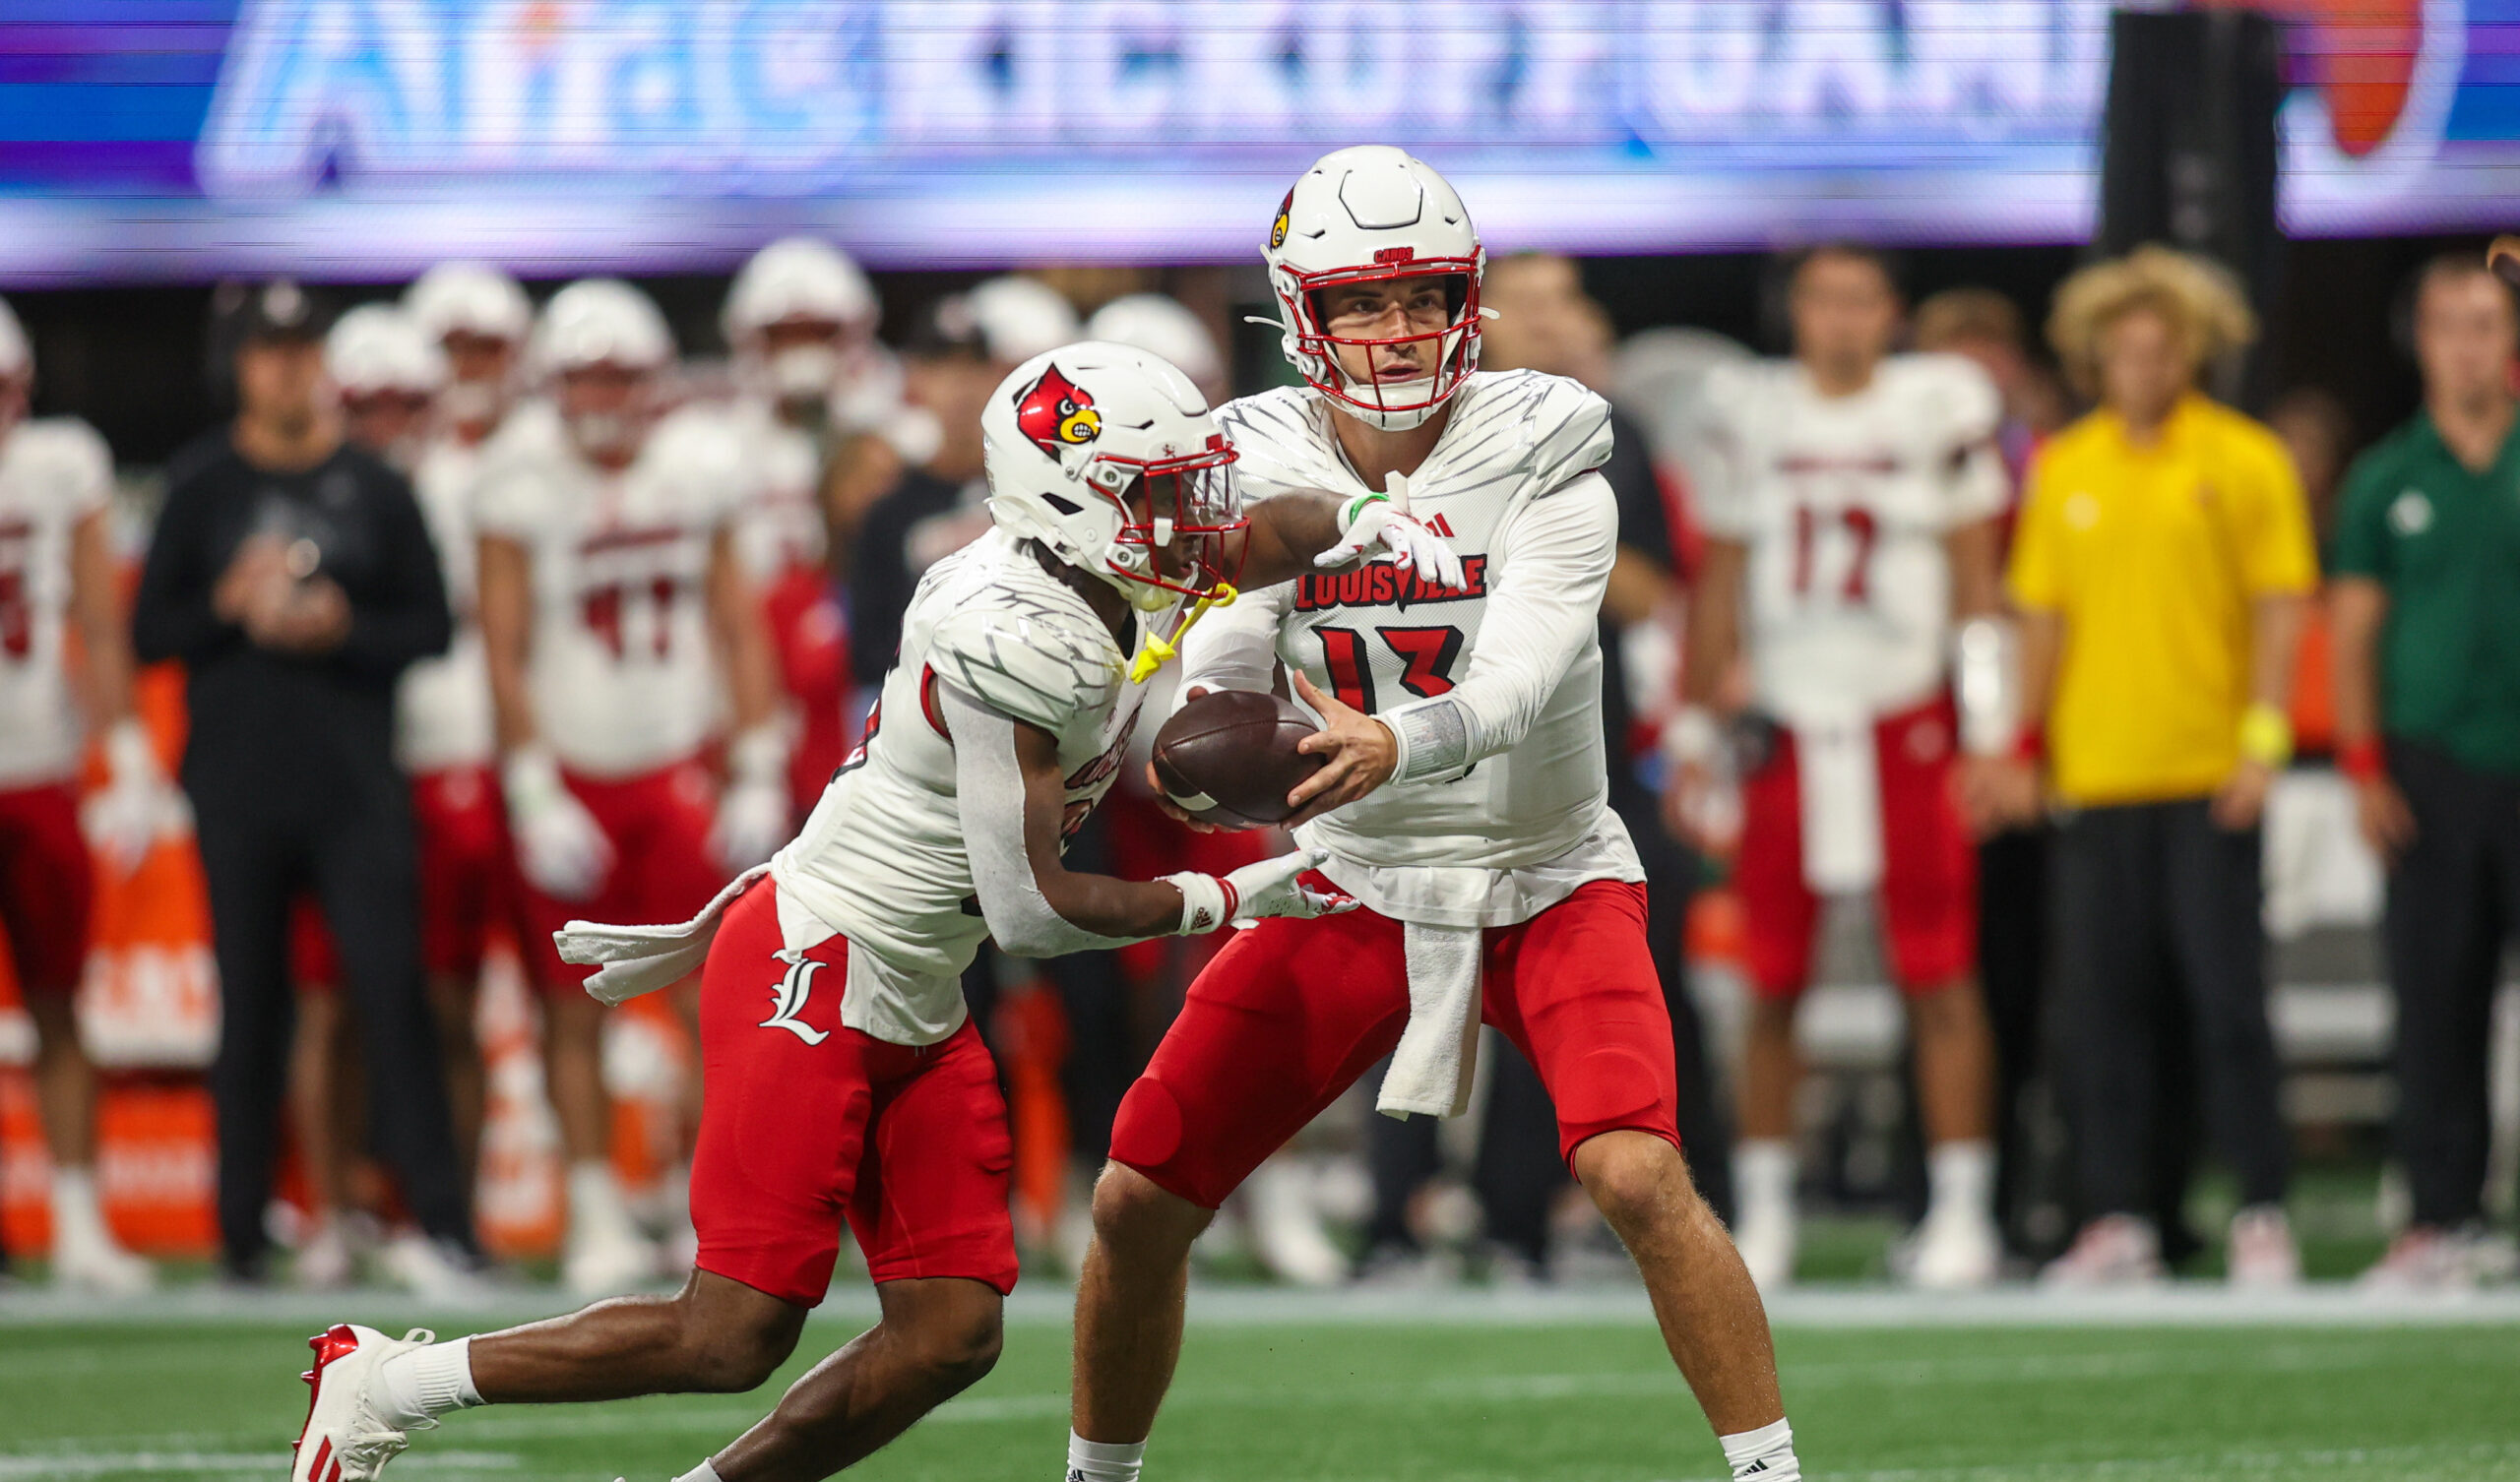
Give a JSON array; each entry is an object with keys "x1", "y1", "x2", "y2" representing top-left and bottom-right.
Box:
[
  {"x1": 284, "y1": 303, "x2": 461, "y2": 1289},
  {"x1": 472, "y1": 278, "x2": 788, "y2": 1296},
  {"x1": 1673, "y1": 245, "x2": 2007, "y2": 1291},
  {"x1": 717, "y1": 239, "x2": 885, "y2": 818},
  {"x1": 0, "y1": 295, "x2": 176, "y2": 1293},
  {"x1": 1074, "y1": 292, "x2": 1342, "y2": 1286},
  {"x1": 287, "y1": 340, "x2": 1460, "y2": 1482},
  {"x1": 400, "y1": 262, "x2": 539, "y2": 1177},
  {"x1": 1069, "y1": 148, "x2": 1799, "y2": 1482}
]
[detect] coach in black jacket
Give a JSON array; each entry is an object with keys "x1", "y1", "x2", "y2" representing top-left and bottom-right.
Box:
[{"x1": 133, "y1": 281, "x2": 477, "y2": 1282}]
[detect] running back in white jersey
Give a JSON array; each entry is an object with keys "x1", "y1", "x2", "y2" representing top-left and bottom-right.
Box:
[
  {"x1": 1198, "y1": 369, "x2": 1617, "y2": 877},
  {"x1": 472, "y1": 401, "x2": 741, "y2": 777},
  {"x1": 396, "y1": 432, "x2": 496, "y2": 773},
  {"x1": 1696, "y1": 353, "x2": 2004, "y2": 726},
  {"x1": 0, "y1": 418, "x2": 112, "y2": 786},
  {"x1": 771, "y1": 526, "x2": 1153, "y2": 1043}
]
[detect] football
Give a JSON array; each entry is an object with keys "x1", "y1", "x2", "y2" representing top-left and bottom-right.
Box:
[{"x1": 1151, "y1": 689, "x2": 1325, "y2": 830}]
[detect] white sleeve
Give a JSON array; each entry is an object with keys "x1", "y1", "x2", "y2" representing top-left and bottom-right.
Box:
[
  {"x1": 1377, "y1": 471, "x2": 1616, "y2": 782},
  {"x1": 1173, "y1": 579, "x2": 1291, "y2": 701},
  {"x1": 942, "y1": 682, "x2": 1159, "y2": 958},
  {"x1": 1929, "y1": 356, "x2": 2009, "y2": 528},
  {"x1": 51, "y1": 420, "x2": 115, "y2": 521}
]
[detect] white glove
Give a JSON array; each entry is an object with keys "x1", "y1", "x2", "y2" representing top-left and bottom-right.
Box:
[
  {"x1": 80, "y1": 719, "x2": 190, "y2": 876},
  {"x1": 1315, "y1": 471, "x2": 1468, "y2": 591},
  {"x1": 503, "y1": 747, "x2": 613, "y2": 901},
  {"x1": 710, "y1": 724, "x2": 793, "y2": 872},
  {"x1": 1165, "y1": 847, "x2": 1357, "y2": 934}
]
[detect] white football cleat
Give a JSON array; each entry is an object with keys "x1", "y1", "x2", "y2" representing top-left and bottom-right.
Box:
[
  {"x1": 52, "y1": 1239, "x2": 156, "y2": 1296},
  {"x1": 2225, "y1": 1204, "x2": 2300, "y2": 1289},
  {"x1": 563, "y1": 1224, "x2": 660, "y2": 1298},
  {"x1": 1903, "y1": 1207, "x2": 2002, "y2": 1291},
  {"x1": 2039, "y1": 1214, "x2": 2165, "y2": 1289},
  {"x1": 1245, "y1": 1159, "x2": 1347, "y2": 1289},
  {"x1": 380, "y1": 1234, "x2": 494, "y2": 1301},
  {"x1": 291, "y1": 1324, "x2": 436, "y2": 1482},
  {"x1": 1731, "y1": 1204, "x2": 1796, "y2": 1291},
  {"x1": 295, "y1": 1221, "x2": 356, "y2": 1291}
]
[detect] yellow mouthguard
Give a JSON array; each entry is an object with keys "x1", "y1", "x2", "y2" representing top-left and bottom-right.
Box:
[{"x1": 1128, "y1": 581, "x2": 1238, "y2": 683}]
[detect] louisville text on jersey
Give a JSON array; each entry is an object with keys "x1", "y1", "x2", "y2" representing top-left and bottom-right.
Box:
[{"x1": 1292, "y1": 554, "x2": 1487, "y2": 613}]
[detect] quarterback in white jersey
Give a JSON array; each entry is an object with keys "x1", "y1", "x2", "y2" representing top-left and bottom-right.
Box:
[
  {"x1": 1069, "y1": 148, "x2": 1799, "y2": 1482},
  {"x1": 470, "y1": 278, "x2": 788, "y2": 1298},
  {"x1": 288, "y1": 341, "x2": 1463, "y2": 1482},
  {"x1": 1675, "y1": 244, "x2": 2011, "y2": 1294},
  {"x1": 0, "y1": 296, "x2": 171, "y2": 1295}
]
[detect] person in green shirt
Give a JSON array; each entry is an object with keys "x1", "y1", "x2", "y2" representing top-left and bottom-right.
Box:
[{"x1": 2330, "y1": 252, "x2": 2520, "y2": 1289}]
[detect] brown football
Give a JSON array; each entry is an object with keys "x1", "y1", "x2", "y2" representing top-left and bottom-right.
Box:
[{"x1": 1151, "y1": 689, "x2": 1324, "y2": 830}]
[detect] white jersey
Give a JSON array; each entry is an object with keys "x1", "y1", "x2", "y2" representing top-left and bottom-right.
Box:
[
  {"x1": 714, "y1": 396, "x2": 825, "y2": 583},
  {"x1": 472, "y1": 401, "x2": 742, "y2": 777},
  {"x1": 772, "y1": 527, "x2": 1152, "y2": 1044},
  {"x1": 1184, "y1": 370, "x2": 1642, "y2": 930},
  {"x1": 395, "y1": 433, "x2": 497, "y2": 773},
  {"x1": 0, "y1": 418, "x2": 112, "y2": 786},
  {"x1": 1696, "y1": 353, "x2": 2005, "y2": 726}
]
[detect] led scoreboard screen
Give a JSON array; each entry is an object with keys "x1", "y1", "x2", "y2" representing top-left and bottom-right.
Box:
[{"x1": 0, "y1": 1, "x2": 2511, "y2": 283}]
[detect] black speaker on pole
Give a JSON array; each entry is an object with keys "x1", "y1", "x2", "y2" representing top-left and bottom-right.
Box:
[{"x1": 2097, "y1": 7, "x2": 2286, "y2": 404}]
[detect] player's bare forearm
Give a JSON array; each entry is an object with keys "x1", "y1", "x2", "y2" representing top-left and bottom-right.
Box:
[
  {"x1": 1943, "y1": 517, "x2": 2005, "y2": 620},
  {"x1": 68, "y1": 510, "x2": 137, "y2": 726},
  {"x1": 1234, "y1": 490, "x2": 1345, "y2": 588},
  {"x1": 1680, "y1": 537, "x2": 1746, "y2": 709},
  {"x1": 708, "y1": 526, "x2": 782, "y2": 733},
  {"x1": 476, "y1": 533, "x2": 540, "y2": 753},
  {"x1": 2328, "y1": 579, "x2": 2388, "y2": 748},
  {"x1": 1012, "y1": 722, "x2": 1186, "y2": 941},
  {"x1": 2250, "y1": 590, "x2": 2308, "y2": 710}
]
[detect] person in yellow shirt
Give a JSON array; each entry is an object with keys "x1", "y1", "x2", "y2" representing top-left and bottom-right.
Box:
[{"x1": 1995, "y1": 246, "x2": 2317, "y2": 1288}]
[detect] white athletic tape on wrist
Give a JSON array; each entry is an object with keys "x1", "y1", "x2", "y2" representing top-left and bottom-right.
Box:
[{"x1": 1164, "y1": 872, "x2": 1233, "y2": 936}]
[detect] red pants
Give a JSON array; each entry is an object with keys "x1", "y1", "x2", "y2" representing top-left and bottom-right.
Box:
[
  {"x1": 762, "y1": 565, "x2": 850, "y2": 821},
  {"x1": 688, "y1": 878, "x2": 1017, "y2": 1306},
  {"x1": 0, "y1": 779, "x2": 91, "y2": 993},
  {"x1": 410, "y1": 765, "x2": 527, "y2": 979},
  {"x1": 1111, "y1": 880, "x2": 1678, "y2": 1210},
  {"x1": 1734, "y1": 699, "x2": 1979, "y2": 998},
  {"x1": 517, "y1": 758, "x2": 727, "y2": 992}
]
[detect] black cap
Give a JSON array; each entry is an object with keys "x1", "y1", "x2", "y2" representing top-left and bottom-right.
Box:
[
  {"x1": 216, "y1": 278, "x2": 337, "y2": 346},
  {"x1": 901, "y1": 291, "x2": 990, "y2": 362}
]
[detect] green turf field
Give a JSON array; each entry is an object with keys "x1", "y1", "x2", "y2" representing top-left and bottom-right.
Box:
[{"x1": 3, "y1": 1308, "x2": 2517, "y2": 1482}]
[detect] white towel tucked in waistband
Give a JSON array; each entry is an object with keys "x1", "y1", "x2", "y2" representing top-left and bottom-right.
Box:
[
  {"x1": 1376, "y1": 919, "x2": 1483, "y2": 1120},
  {"x1": 557, "y1": 864, "x2": 770, "y2": 1007},
  {"x1": 1794, "y1": 717, "x2": 1883, "y2": 895}
]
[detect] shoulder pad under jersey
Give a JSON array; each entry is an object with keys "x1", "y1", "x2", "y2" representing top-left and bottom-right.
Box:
[
  {"x1": 1419, "y1": 369, "x2": 1612, "y2": 499},
  {"x1": 926, "y1": 581, "x2": 1123, "y2": 736},
  {"x1": 5, "y1": 417, "x2": 113, "y2": 514},
  {"x1": 1885, "y1": 354, "x2": 2002, "y2": 449},
  {"x1": 1217, "y1": 388, "x2": 1352, "y2": 500}
]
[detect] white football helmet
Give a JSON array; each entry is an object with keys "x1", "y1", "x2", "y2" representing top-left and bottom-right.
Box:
[
  {"x1": 981, "y1": 341, "x2": 1244, "y2": 615},
  {"x1": 532, "y1": 279, "x2": 676, "y2": 460},
  {"x1": 968, "y1": 276, "x2": 1082, "y2": 364},
  {"x1": 723, "y1": 237, "x2": 878, "y2": 405},
  {"x1": 1085, "y1": 294, "x2": 1225, "y2": 398},
  {"x1": 326, "y1": 304, "x2": 447, "y2": 398},
  {"x1": 406, "y1": 261, "x2": 533, "y2": 345},
  {"x1": 1261, "y1": 145, "x2": 1485, "y2": 431}
]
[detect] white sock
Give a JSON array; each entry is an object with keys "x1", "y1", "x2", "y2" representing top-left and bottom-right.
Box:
[
  {"x1": 1925, "y1": 1140, "x2": 1995, "y2": 1226},
  {"x1": 672, "y1": 1462, "x2": 722, "y2": 1482},
  {"x1": 374, "y1": 1334, "x2": 484, "y2": 1429},
  {"x1": 568, "y1": 1161, "x2": 633, "y2": 1239},
  {"x1": 49, "y1": 1167, "x2": 118, "y2": 1254},
  {"x1": 1067, "y1": 1430, "x2": 1145, "y2": 1482},
  {"x1": 1720, "y1": 1417, "x2": 1799, "y2": 1481},
  {"x1": 1733, "y1": 1141, "x2": 1797, "y2": 1225}
]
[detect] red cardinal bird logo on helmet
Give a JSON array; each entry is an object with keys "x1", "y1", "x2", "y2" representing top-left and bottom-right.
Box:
[{"x1": 1013, "y1": 363, "x2": 1101, "y2": 458}]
